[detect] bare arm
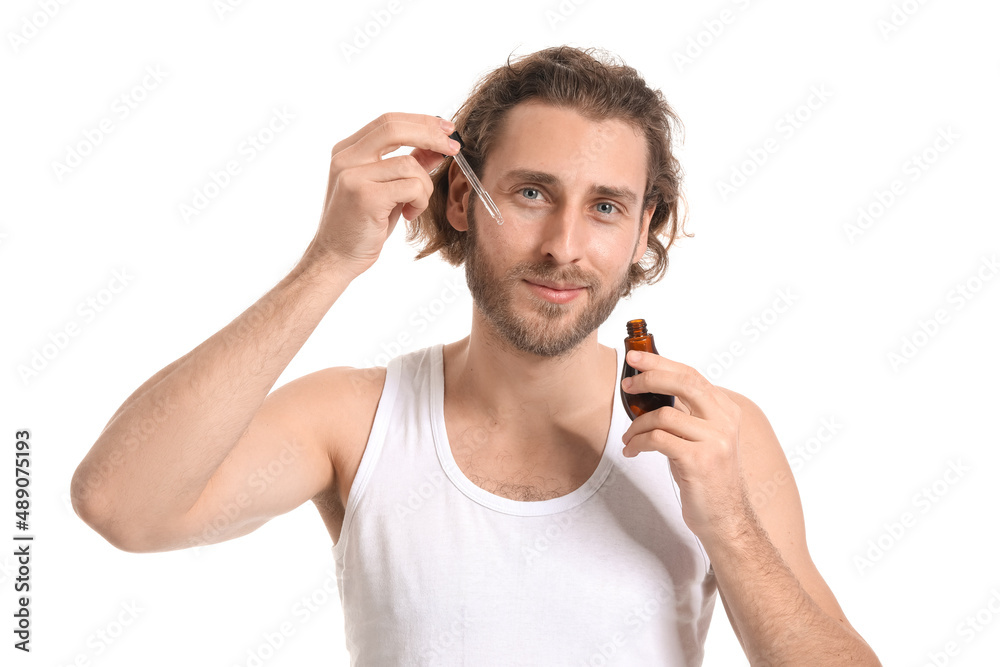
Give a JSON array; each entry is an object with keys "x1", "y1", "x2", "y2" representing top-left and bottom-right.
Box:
[
  {"x1": 701, "y1": 390, "x2": 881, "y2": 665},
  {"x1": 70, "y1": 260, "x2": 353, "y2": 551},
  {"x1": 619, "y1": 354, "x2": 880, "y2": 665},
  {"x1": 70, "y1": 112, "x2": 460, "y2": 552}
]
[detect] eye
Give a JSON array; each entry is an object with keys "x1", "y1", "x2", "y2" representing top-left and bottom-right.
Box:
[
  {"x1": 596, "y1": 202, "x2": 619, "y2": 216},
  {"x1": 519, "y1": 187, "x2": 542, "y2": 200}
]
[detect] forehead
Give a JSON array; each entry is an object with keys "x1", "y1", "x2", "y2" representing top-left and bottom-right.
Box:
[{"x1": 487, "y1": 100, "x2": 648, "y2": 190}]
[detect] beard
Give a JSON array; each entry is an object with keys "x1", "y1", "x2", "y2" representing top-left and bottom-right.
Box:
[{"x1": 463, "y1": 200, "x2": 634, "y2": 358}]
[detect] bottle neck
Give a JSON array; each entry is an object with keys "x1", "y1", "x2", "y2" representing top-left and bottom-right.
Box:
[{"x1": 626, "y1": 319, "x2": 647, "y2": 337}]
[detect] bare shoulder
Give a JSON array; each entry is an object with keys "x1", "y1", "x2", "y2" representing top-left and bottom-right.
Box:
[
  {"x1": 283, "y1": 365, "x2": 389, "y2": 485},
  {"x1": 715, "y1": 387, "x2": 781, "y2": 462},
  {"x1": 712, "y1": 386, "x2": 797, "y2": 524},
  {"x1": 285, "y1": 365, "x2": 388, "y2": 525},
  {"x1": 142, "y1": 363, "x2": 390, "y2": 553},
  {"x1": 712, "y1": 388, "x2": 803, "y2": 523},
  {"x1": 716, "y1": 386, "x2": 760, "y2": 418}
]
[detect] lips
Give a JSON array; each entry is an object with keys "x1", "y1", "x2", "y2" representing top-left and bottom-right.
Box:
[
  {"x1": 523, "y1": 279, "x2": 587, "y2": 304},
  {"x1": 526, "y1": 280, "x2": 585, "y2": 291}
]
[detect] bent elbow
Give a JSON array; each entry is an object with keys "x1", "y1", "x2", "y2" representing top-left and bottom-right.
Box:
[{"x1": 70, "y1": 464, "x2": 149, "y2": 553}]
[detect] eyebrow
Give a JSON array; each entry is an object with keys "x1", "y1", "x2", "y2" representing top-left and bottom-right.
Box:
[{"x1": 497, "y1": 168, "x2": 641, "y2": 208}]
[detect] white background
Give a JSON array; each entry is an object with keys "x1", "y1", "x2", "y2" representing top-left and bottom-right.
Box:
[{"x1": 3, "y1": 0, "x2": 999, "y2": 665}]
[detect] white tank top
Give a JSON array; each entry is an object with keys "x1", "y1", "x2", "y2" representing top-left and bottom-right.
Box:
[{"x1": 332, "y1": 344, "x2": 717, "y2": 665}]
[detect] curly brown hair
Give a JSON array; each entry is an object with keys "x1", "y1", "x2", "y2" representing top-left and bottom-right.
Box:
[{"x1": 406, "y1": 45, "x2": 692, "y2": 297}]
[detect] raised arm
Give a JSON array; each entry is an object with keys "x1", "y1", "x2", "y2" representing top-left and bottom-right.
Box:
[{"x1": 70, "y1": 113, "x2": 461, "y2": 552}]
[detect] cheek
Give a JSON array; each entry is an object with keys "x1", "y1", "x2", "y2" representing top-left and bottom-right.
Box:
[
  {"x1": 595, "y1": 229, "x2": 636, "y2": 265},
  {"x1": 472, "y1": 230, "x2": 520, "y2": 271},
  {"x1": 484, "y1": 216, "x2": 541, "y2": 258},
  {"x1": 493, "y1": 207, "x2": 545, "y2": 241}
]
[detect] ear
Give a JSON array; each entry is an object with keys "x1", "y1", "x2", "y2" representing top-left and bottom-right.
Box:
[
  {"x1": 445, "y1": 158, "x2": 472, "y2": 232},
  {"x1": 632, "y1": 204, "x2": 655, "y2": 263}
]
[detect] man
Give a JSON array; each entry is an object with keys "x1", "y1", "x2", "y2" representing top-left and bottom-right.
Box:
[{"x1": 71, "y1": 46, "x2": 880, "y2": 664}]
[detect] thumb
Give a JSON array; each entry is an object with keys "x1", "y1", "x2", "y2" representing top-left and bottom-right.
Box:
[{"x1": 387, "y1": 201, "x2": 405, "y2": 229}]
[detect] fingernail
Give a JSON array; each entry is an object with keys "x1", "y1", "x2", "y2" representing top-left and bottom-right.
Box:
[
  {"x1": 440, "y1": 117, "x2": 455, "y2": 132},
  {"x1": 621, "y1": 377, "x2": 632, "y2": 390},
  {"x1": 448, "y1": 138, "x2": 461, "y2": 151},
  {"x1": 627, "y1": 350, "x2": 641, "y2": 363}
]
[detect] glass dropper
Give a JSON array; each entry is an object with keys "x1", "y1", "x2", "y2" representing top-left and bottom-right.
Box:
[{"x1": 448, "y1": 130, "x2": 504, "y2": 225}]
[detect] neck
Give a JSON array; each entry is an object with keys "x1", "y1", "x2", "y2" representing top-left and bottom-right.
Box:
[{"x1": 442, "y1": 313, "x2": 617, "y2": 455}]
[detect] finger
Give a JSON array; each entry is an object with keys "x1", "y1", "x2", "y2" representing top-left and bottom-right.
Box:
[
  {"x1": 622, "y1": 404, "x2": 705, "y2": 447},
  {"x1": 410, "y1": 146, "x2": 449, "y2": 173},
  {"x1": 386, "y1": 201, "x2": 405, "y2": 237},
  {"x1": 375, "y1": 176, "x2": 431, "y2": 221},
  {"x1": 354, "y1": 153, "x2": 435, "y2": 186},
  {"x1": 622, "y1": 351, "x2": 725, "y2": 419},
  {"x1": 324, "y1": 114, "x2": 453, "y2": 207},
  {"x1": 333, "y1": 112, "x2": 453, "y2": 157},
  {"x1": 622, "y1": 426, "x2": 690, "y2": 459},
  {"x1": 340, "y1": 113, "x2": 458, "y2": 168},
  {"x1": 347, "y1": 155, "x2": 434, "y2": 215}
]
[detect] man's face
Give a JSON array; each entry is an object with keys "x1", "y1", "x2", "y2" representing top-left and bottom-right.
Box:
[{"x1": 455, "y1": 100, "x2": 653, "y2": 359}]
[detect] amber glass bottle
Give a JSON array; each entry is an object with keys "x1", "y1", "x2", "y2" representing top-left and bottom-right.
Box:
[{"x1": 620, "y1": 319, "x2": 675, "y2": 420}]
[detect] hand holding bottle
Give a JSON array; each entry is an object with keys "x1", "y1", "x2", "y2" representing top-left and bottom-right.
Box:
[
  {"x1": 619, "y1": 350, "x2": 748, "y2": 543},
  {"x1": 303, "y1": 113, "x2": 461, "y2": 277},
  {"x1": 620, "y1": 319, "x2": 675, "y2": 419}
]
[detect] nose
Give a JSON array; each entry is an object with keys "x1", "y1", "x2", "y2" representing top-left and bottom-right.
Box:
[{"x1": 537, "y1": 202, "x2": 586, "y2": 265}]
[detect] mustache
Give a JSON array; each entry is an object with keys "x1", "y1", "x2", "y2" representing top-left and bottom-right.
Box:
[{"x1": 512, "y1": 262, "x2": 596, "y2": 288}]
